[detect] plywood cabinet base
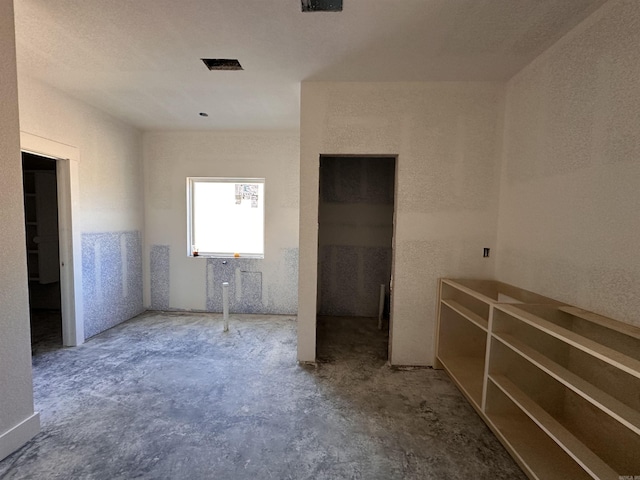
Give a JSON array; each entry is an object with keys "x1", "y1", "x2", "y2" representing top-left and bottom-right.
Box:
[{"x1": 436, "y1": 279, "x2": 640, "y2": 480}]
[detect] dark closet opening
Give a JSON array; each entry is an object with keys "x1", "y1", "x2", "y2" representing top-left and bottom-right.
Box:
[
  {"x1": 22, "y1": 152, "x2": 62, "y2": 353},
  {"x1": 316, "y1": 155, "x2": 396, "y2": 363}
]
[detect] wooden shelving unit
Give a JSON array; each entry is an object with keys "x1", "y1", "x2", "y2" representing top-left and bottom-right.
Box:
[
  {"x1": 435, "y1": 278, "x2": 640, "y2": 480},
  {"x1": 435, "y1": 279, "x2": 559, "y2": 413}
]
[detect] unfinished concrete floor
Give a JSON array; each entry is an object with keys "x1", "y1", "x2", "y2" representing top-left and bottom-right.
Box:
[
  {"x1": 0, "y1": 312, "x2": 525, "y2": 479},
  {"x1": 29, "y1": 308, "x2": 63, "y2": 355}
]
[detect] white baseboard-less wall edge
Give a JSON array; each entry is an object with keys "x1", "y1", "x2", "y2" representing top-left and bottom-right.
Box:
[{"x1": 0, "y1": 412, "x2": 40, "y2": 462}]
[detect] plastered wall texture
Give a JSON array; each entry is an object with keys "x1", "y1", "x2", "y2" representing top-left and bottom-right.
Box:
[
  {"x1": 143, "y1": 131, "x2": 299, "y2": 314},
  {"x1": 150, "y1": 245, "x2": 170, "y2": 310},
  {"x1": 318, "y1": 157, "x2": 394, "y2": 317},
  {"x1": 300, "y1": 82, "x2": 504, "y2": 364},
  {"x1": 0, "y1": 0, "x2": 38, "y2": 455},
  {"x1": 17, "y1": 76, "x2": 145, "y2": 235},
  {"x1": 82, "y1": 232, "x2": 144, "y2": 339},
  {"x1": 496, "y1": 0, "x2": 640, "y2": 327}
]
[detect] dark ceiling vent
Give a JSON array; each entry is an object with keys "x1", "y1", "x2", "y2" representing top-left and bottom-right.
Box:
[
  {"x1": 301, "y1": 0, "x2": 342, "y2": 12},
  {"x1": 201, "y1": 59, "x2": 243, "y2": 71}
]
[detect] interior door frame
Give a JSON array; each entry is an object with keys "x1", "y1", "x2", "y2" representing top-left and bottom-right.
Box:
[{"x1": 20, "y1": 132, "x2": 84, "y2": 346}]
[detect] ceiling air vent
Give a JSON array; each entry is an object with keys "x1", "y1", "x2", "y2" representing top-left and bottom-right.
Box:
[
  {"x1": 301, "y1": 0, "x2": 342, "y2": 12},
  {"x1": 201, "y1": 59, "x2": 243, "y2": 71}
]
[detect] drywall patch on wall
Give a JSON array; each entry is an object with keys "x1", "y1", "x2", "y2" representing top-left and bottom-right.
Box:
[
  {"x1": 206, "y1": 258, "x2": 263, "y2": 314},
  {"x1": 82, "y1": 231, "x2": 143, "y2": 339},
  {"x1": 240, "y1": 271, "x2": 263, "y2": 310},
  {"x1": 150, "y1": 245, "x2": 170, "y2": 310},
  {"x1": 320, "y1": 245, "x2": 358, "y2": 316},
  {"x1": 205, "y1": 248, "x2": 299, "y2": 315},
  {"x1": 265, "y1": 247, "x2": 299, "y2": 315},
  {"x1": 362, "y1": 247, "x2": 392, "y2": 306}
]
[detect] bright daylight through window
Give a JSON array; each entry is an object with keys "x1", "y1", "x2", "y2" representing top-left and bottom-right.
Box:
[{"x1": 187, "y1": 177, "x2": 265, "y2": 258}]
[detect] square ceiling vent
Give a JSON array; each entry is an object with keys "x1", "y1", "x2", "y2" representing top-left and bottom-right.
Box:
[
  {"x1": 201, "y1": 59, "x2": 243, "y2": 71},
  {"x1": 301, "y1": 0, "x2": 342, "y2": 12}
]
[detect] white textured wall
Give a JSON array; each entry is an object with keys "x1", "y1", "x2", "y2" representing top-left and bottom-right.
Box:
[
  {"x1": 0, "y1": 0, "x2": 39, "y2": 460},
  {"x1": 496, "y1": 0, "x2": 640, "y2": 326},
  {"x1": 17, "y1": 76, "x2": 144, "y2": 233},
  {"x1": 300, "y1": 82, "x2": 505, "y2": 365},
  {"x1": 143, "y1": 131, "x2": 300, "y2": 312}
]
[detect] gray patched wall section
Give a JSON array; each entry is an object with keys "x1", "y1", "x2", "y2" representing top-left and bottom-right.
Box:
[
  {"x1": 266, "y1": 247, "x2": 299, "y2": 315},
  {"x1": 150, "y1": 245, "x2": 170, "y2": 310},
  {"x1": 206, "y1": 248, "x2": 298, "y2": 315},
  {"x1": 318, "y1": 157, "x2": 394, "y2": 317},
  {"x1": 319, "y1": 246, "x2": 392, "y2": 317},
  {"x1": 82, "y1": 231, "x2": 144, "y2": 339}
]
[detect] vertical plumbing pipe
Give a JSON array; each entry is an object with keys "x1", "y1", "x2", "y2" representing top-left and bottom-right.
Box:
[
  {"x1": 222, "y1": 282, "x2": 230, "y2": 332},
  {"x1": 378, "y1": 283, "x2": 385, "y2": 330}
]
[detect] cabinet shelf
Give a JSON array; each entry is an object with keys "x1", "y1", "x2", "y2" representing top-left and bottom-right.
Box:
[
  {"x1": 493, "y1": 332, "x2": 640, "y2": 436},
  {"x1": 487, "y1": 411, "x2": 593, "y2": 480},
  {"x1": 495, "y1": 304, "x2": 640, "y2": 380},
  {"x1": 559, "y1": 306, "x2": 640, "y2": 341},
  {"x1": 441, "y1": 298, "x2": 487, "y2": 331},
  {"x1": 488, "y1": 375, "x2": 618, "y2": 480},
  {"x1": 442, "y1": 278, "x2": 561, "y2": 305},
  {"x1": 437, "y1": 354, "x2": 484, "y2": 409}
]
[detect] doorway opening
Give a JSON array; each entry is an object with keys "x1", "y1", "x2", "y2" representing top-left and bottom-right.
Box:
[
  {"x1": 22, "y1": 152, "x2": 63, "y2": 354},
  {"x1": 316, "y1": 155, "x2": 396, "y2": 364}
]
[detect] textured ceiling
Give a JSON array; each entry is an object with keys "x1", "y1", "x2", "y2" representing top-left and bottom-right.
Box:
[{"x1": 14, "y1": 0, "x2": 607, "y2": 130}]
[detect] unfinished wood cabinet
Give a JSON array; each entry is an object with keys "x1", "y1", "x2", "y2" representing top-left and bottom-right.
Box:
[
  {"x1": 436, "y1": 279, "x2": 640, "y2": 480},
  {"x1": 436, "y1": 279, "x2": 558, "y2": 412}
]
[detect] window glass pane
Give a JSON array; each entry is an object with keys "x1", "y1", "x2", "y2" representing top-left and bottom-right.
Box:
[{"x1": 190, "y1": 179, "x2": 264, "y2": 256}]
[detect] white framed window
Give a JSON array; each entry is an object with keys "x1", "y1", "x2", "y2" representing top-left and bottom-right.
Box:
[{"x1": 187, "y1": 177, "x2": 265, "y2": 258}]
